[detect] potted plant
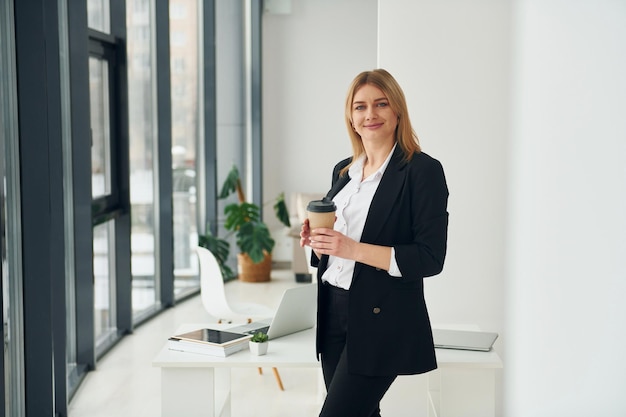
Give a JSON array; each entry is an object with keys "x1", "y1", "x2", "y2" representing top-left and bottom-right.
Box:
[
  {"x1": 219, "y1": 165, "x2": 291, "y2": 282},
  {"x1": 248, "y1": 331, "x2": 269, "y2": 356}
]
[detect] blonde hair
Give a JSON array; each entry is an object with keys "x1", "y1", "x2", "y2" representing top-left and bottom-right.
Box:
[{"x1": 341, "y1": 69, "x2": 421, "y2": 176}]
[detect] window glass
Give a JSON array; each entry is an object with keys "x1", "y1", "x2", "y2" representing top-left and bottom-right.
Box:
[
  {"x1": 0, "y1": 0, "x2": 24, "y2": 413},
  {"x1": 93, "y1": 221, "x2": 117, "y2": 349},
  {"x1": 89, "y1": 57, "x2": 112, "y2": 199},
  {"x1": 88, "y1": 16, "x2": 123, "y2": 359},
  {"x1": 170, "y1": 3, "x2": 187, "y2": 19},
  {"x1": 87, "y1": 0, "x2": 110, "y2": 33},
  {"x1": 57, "y1": 0, "x2": 79, "y2": 396},
  {"x1": 170, "y1": 0, "x2": 200, "y2": 296},
  {"x1": 127, "y1": 0, "x2": 159, "y2": 318}
]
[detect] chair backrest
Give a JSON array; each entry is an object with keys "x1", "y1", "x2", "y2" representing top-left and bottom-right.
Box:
[{"x1": 196, "y1": 246, "x2": 236, "y2": 319}]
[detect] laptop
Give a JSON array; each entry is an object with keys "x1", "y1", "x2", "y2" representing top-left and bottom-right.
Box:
[
  {"x1": 228, "y1": 284, "x2": 317, "y2": 340},
  {"x1": 432, "y1": 328, "x2": 499, "y2": 352}
]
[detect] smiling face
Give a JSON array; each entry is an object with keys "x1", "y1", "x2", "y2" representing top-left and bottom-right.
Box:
[{"x1": 350, "y1": 84, "x2": 398, "y2": 147}]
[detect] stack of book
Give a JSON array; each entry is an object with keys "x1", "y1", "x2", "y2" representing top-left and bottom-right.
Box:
[{"x1": 168, "y1": 328, "x2": 252, "y2": 357}]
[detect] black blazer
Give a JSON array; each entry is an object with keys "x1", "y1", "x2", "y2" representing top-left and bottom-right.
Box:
[{"x1": 313, "y1": 146, "x2": 449, "y2": 376}]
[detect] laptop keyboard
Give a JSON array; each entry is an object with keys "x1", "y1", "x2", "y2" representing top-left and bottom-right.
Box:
[
  {"x1": 229, "y1": 323, "x2": 270, "y2": 335},
  {"x1": 246, "y1": 325, "x2": 270, "y2": 335}
]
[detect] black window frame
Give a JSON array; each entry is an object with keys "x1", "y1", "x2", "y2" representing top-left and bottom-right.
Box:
[{"x1": 88, "y1": 29, "x2": 127, "y2": 225}]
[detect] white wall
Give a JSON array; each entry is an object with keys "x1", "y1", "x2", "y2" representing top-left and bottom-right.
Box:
[{"x1": 506, "y1": 0, "x2": 626, "y2": 415}]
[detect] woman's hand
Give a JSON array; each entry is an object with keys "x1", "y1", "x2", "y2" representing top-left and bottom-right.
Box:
[
  {"x1": 301, "y1": 220, "x2": 357, "y2": 260},
  {"x1": 308, "y1": 227, "x2": 358, "y2": 260},
  {"x1": 302, "y1": 220, "x2": 392, "y2": 270}
]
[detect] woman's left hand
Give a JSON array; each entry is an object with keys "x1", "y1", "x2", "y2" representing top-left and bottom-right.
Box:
[{"x1": 309, "y1": 228, "x2": 358, "y2": 260}]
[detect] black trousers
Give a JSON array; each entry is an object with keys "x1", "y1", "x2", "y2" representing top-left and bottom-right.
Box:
[{"x1": 318, "y1": 283, "x2": 397, "y2": 417}]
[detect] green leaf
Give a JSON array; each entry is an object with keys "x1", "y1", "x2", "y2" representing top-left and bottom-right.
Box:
[
  {"x1": 221, "y1": 265, "x2": 235, "y2": 281},
  {"x1": 198, "y1": 234, "x2": 229, "y2": 262},
  {"x1": 224, "y1": 202, "x2": 260, "y2": 231},
  {"x1": 273, "y1": 192, "x2": 291, "y2": 228},
  {"x1": 218, "y1": 165, "x2": 240, "y2": 199},
  {"x1": 250, "y1": 331, "x2": 268, "y2": 343},
  {"x1": 237, "y1": 222, "x2": 274, "y2": 263}
]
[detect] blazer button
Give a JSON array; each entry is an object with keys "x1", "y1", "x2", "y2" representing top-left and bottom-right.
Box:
[{"x1": 372, "y1": 307, "x2": 381, "y2": 314}]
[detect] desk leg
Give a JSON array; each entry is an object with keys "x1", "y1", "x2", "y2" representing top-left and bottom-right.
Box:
[
  {"x1": 427, "y1": 371, "x2": 441, "y2": 417},
  {"x1": 430, "y1": 369, "x2": 495, "y2": 417},
  {"x1": 161, "y1": 367, "x2": 232, "y2": 417}
]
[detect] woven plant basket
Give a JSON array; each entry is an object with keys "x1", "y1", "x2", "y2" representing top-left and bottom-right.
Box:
[{"x1": 237, "y1": 252, "x2": 272, "y2": 282}]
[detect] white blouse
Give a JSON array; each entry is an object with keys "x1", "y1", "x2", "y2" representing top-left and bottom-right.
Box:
[{"x1": 322, "y1": 145, "x2": 402, "y2": 290}]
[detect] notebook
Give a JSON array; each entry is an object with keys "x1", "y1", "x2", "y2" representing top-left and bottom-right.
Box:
[
  {"x1": 432, "y1": 328, "x2": 499, "y2": 352},
  {"x1": 228, "y1": 283, "x2": 317, "y2": 340}
]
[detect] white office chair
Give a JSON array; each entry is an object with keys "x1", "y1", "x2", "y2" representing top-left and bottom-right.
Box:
[{"x1": 196, "y1": 246, "x2": 284, "y2": 390}]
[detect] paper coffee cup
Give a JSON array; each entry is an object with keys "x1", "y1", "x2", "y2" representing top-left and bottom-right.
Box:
[{"x1": 306, "y1": 199, "x2": 337, "y2": 230}]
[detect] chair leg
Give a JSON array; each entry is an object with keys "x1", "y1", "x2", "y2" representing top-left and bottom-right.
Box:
[
  {"x1": 272, "y1": 367, "x2": 285, "y2": 391},
  {"x1": 256, "y1": 367, "x2": 284, "y2": 390}
]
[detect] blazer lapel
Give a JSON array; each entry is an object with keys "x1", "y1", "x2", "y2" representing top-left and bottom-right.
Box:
[
  {"x1": 320, "y1": 148, "x2": 407, "y2": 278},
  {"x1": 360, "y1": 146, "x2": 407, "y2": 244},
  {"x1": 351, "y1": 147, "x2": 406, "y2": 280}
]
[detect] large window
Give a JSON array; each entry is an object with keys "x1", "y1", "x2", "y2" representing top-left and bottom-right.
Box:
[
  {"x1": 2, "y1": 0, "x2": 226, "y2": 413},
  {"x1": 88, "y1": 1, "x2": 130, "y2": 356},
  {"x1": 89, "y1": 52, "x2": 120, "y2": 354},
  {"x1": 170, "y1": 0, "x2": 201, "y2": 296}
]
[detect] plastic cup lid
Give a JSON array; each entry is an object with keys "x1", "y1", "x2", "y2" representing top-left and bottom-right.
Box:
[{"x1": 306, "y1": 199, "x2": 336, "y2": 213}]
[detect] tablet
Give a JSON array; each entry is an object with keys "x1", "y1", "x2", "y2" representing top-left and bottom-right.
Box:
[{"x1": 171, "y1": 328, "x2": 251, "y2": 347}]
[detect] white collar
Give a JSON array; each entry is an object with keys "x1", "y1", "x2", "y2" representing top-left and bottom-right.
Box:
[{"x1": 348, "y1": 143, "x2": 397, "y2": 181}]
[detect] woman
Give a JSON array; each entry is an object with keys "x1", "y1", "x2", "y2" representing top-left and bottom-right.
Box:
[{"x1": 300, "y1": 69, "x2": 449, "y2": 417}]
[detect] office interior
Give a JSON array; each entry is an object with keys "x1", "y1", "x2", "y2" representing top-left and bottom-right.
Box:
[{"x1": 1, "y1": 0, "x2": 625, "y2": 416}]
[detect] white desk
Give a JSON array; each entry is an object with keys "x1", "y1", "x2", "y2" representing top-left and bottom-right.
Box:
[
  {"x1": 152, "y1": 324, "x2": 502, "y2": 417},
  {"x1": 390, "y1": 347, "x2": 503, "y2": 417}
]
